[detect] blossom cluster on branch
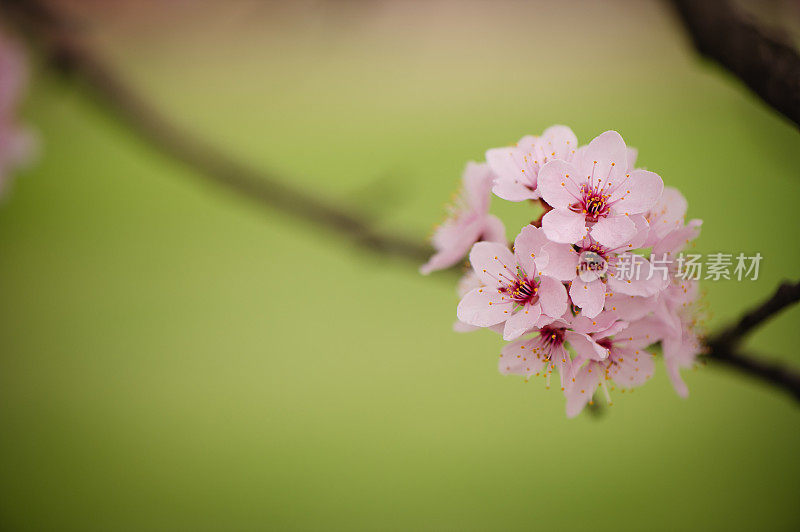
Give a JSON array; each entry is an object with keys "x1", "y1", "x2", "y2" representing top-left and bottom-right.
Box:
[
  {"x1": 0, "y1": 28, "x2": 33, "y2": 196},
  {"x1": 422, "y1": 127, "x2": 705, "y2": 417}
]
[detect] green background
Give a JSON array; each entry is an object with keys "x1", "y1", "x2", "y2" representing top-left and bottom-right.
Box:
[{"x1": 1, "y1": 2, "x2": 798, "y2": 530}]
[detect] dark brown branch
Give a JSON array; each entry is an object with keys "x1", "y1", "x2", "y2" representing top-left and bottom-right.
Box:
[
  {"x1": 704, "y1": 347, "x2": 800, "y2": 402},
  {"x1": 704, "y1": 280, "x2": 800, "y2": 401},
  {"x1": 0, "y1": 0, "x2": 431, "y2": 264},
  {"x1": 707, "y1": 280, "x2": 800, "y2": 349},
  {"x1": 671, "y1": 0, "x2": 800, "y2": 128}
]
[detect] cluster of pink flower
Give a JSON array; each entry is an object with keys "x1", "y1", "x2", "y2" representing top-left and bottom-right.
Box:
[
  {"x1": 0, "y1": 29, "x2": 33, "y2": 196},
  {"x1": 422, "y1": 126, "x2": 704, "y2": 417}
]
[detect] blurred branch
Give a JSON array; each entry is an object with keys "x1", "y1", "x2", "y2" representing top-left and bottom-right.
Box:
[
  {"x1": 708, "y1": 280, "x2": 800, "y2": 348},
  {"x1": 671, "y1": 0, "x2": 800, "y2": 128},
  {"x1": 2, "y1": 0, "x2": 799, "y2": 404},
  {"x1": 704, "y1": 280, "x2": 800, "y2": 401},
  {"x1": 704, "y1": 348, "x2": 800, "y2": 402},
  {"x1": 0, "y1": 0, "x2": 431, "y2": 264}
]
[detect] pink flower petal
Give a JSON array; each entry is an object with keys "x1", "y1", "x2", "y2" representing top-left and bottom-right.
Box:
[
  {"x1": 652, "y1": 220, "x2": 702, "y2": 256},
  {"x1": 482, "y1": 214, "x2": 507, "y2": 244},
  {"x1": 499, "y1": 337, "x2": 548, "y2": 377},
  {"x1": 453, "y1": 321, "x2": 480, "y2": 333},
  {"x1": 578, "y1": 130, "x2": 628, "y2": 185},
  {"x1": 664, "y1": 354, "x2": 689, "y2": 398},
  {"x1": 541, "y1": 209, "x2": 587, "y2": 244},
  {"x1": 570, "y1": 312, "x2": 618, "y2": 334},
  {"x1": 569, "y1": 278, "x2": 606, "y2": 318},
  {"x1": 538, "y1": 276, "x2": 568, "y2": 318},
  {"x1": 590, "y1": 214, "x2": 637, "y2": 249},
  {"x1": 486, "y1": 136, "x2": 541, "y2": 201},
  {"x1": 537, "y1": 160, "x2": 582, "y2": 209},
  {"x1": 513, "y1": 225, "x2": 548, "y2": 277},
  {"x1": 485, "y1": 146, "x2": 528, "y2": 186},
  {"x1": 491, "y1": 179, "x2": 537, "y2": 202},
  {"x1": 617, "y1": 214, "x2": 649, "y2": 251},
  {"x1": 565, "y1": 362, "x2": 602, "y2": 418},
  {"x1": 609, "y1": 169, "x2": 663, "y2": 215},
  {"x1": 645, "y1": 186, "x2": 687, "y2": 245},
  {"x1": 502, "y1": 304, "x2": 542, "y2": 340},
  {"x1": 607, "y1": 347, "x2": 654, "y2": 388},
  {"x1": 616, "y1": 316, "x2": 663, "y2": 349},
  {"x1": 604, "y1": 292, "x2": 655, "y2": 321},
  {"x1": 593, "y1": 320, "x2": 629, "y2": 340},
  {"x1": 461, "y1": 162, "x2": 495, "y2": 212},
  {"x1": 540, "y1": 125, "x2": 578, "y2": 160},
  {"x1": 419, "y1": 250, "x2": 460, "y2": 275},
  {"x1": 469, "y1": 241, "x2": 516, "y2": 286},
  {"x1": 606, "y1": 256, "x2": 666, "y2": 297},
  {"x1": 456, "y1": 287, "x2": 514, "y2": 327},
  {"x1": 535, "y1": 313, "x2": 559, "y2": 328},
  {"x1": 565, "y1": 331, "x2": 608, "y2": 361},
  {"x1": 422, "y1": 217, "x2": 483, "y2": 275},
  {"x1": 540, "y1": 241, "x2": 578, "y2": 281}
]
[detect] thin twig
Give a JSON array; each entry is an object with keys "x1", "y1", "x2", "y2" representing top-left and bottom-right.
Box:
[
  {"x1": 0, "y1": 0, "x2": 432, "y2": 264},
  {"x1": 671, "y1": 0, "x2": 800, "y2": 128},
  {"x1": 704, "y1": 280, "x2": 800, "y2": 401},
  {"x1": 704, "y1": 348, "x2": 800, "y2": 402},
  {"x1": 707, "y1": 280, "x2": 800, "y2": 349}
]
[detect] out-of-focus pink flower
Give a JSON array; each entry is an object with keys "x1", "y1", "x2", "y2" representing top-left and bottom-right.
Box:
[
  {"x1": 538, "y1": 131, "x2": 663, "y2": 248},
  {"x1": 640, "y1": 187, "x2": 705, "y2": 396},
  {"x1": 421, "y1": 162, "x2": 506, "y2": 274},
  {"x1": 457, "y1": 225, "x2": 568, "y2": 340},
  {"x1": 565, "y1": 318, "x2": 659, "y2": 417},
  {"x1": 644, "y1": 187, "x2": 687, "y2": 247},
  {"x1": 654, "y1": 270, "x2": 704, "y2": 399},
  {"x1": 0, "y1": 29, "x2": 34, "y2": 194},
  {"x1": 486, "y1": 125, "x2": 577, "y2": 202},
  {"x1": 661, "y1": 293, "x2": 705, "y2": 398},
  {"x1": 644, "y1": 186, "x2": 703, "y2": 256},
  {"x1": 604, "y1": 189, "x2": 702, "y2": 328}
]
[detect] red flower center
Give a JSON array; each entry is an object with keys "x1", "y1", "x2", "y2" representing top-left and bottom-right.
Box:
[
  {"x1": 570, "y1": 186, "x2": 610, "y2": 222},
  {"x1": 539, "y1": 326, "x2": 565, "y2": 349},
  {"x1": 501, "y1": 275, "x2": 540, "y2": 307}
]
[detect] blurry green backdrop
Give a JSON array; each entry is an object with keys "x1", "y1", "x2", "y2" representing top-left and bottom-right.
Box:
[{"x1": 1, "y1": 1, "x2": 799, "y2": 530}]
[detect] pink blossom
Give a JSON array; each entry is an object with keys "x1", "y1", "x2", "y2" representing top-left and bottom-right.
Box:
[
  {"x1": 603, "y1": 190, "x2": 702, "y2": 328},
  {"x1": 642, "y1": 188, "x2": 705, "y2": 396},
  {"x1": 421, "y1": 162, "x2": 506, "y2": 274},
  {"x1": 428, "y1": 125, "x2": 706, "y2": 417},
  {"x1": 539, "y1": 231, "x2": 666, "y2": 318},
  {"x1": 538, "y1": 131, "x2": 663, "y2": 248},
  {"x1": 644, "y1": 186, "x2": 703, "y2": 257},
  {"x1": 565, "y1": 318, "x2": 660, "y2": 417},
  {"x1": 644, "y1": 187, "x2": 687, "y2": 247},
  {"x1": 499, "y1": 312, "x2": 615, "y2": 390},
  {"x1": 661, "y1": 295, "x2": 705, "y2": 398},
  {"x1": 486, "y1": 125, "x2": 578, "y2": 202},
  {"x1": 457, "y1": 225, "x2": 568, "y2": 340}
]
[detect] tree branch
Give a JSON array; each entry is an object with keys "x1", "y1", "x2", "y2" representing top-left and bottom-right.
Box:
[
  {"x1": 704, "y1": 347, "x2": 800, "y2": 402},
  {"x1": 0, "y1": 0, "x2": 432, "y2": 264},
  {"x1": 704, "y1": 280, "x2": 800, "y2": 401},
  {"x1": 671, "y1": 0, "x2": 800, "y2": 128},
  {"x1": 707, "y1": 280, "x2": 800, "y2": 349}
]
